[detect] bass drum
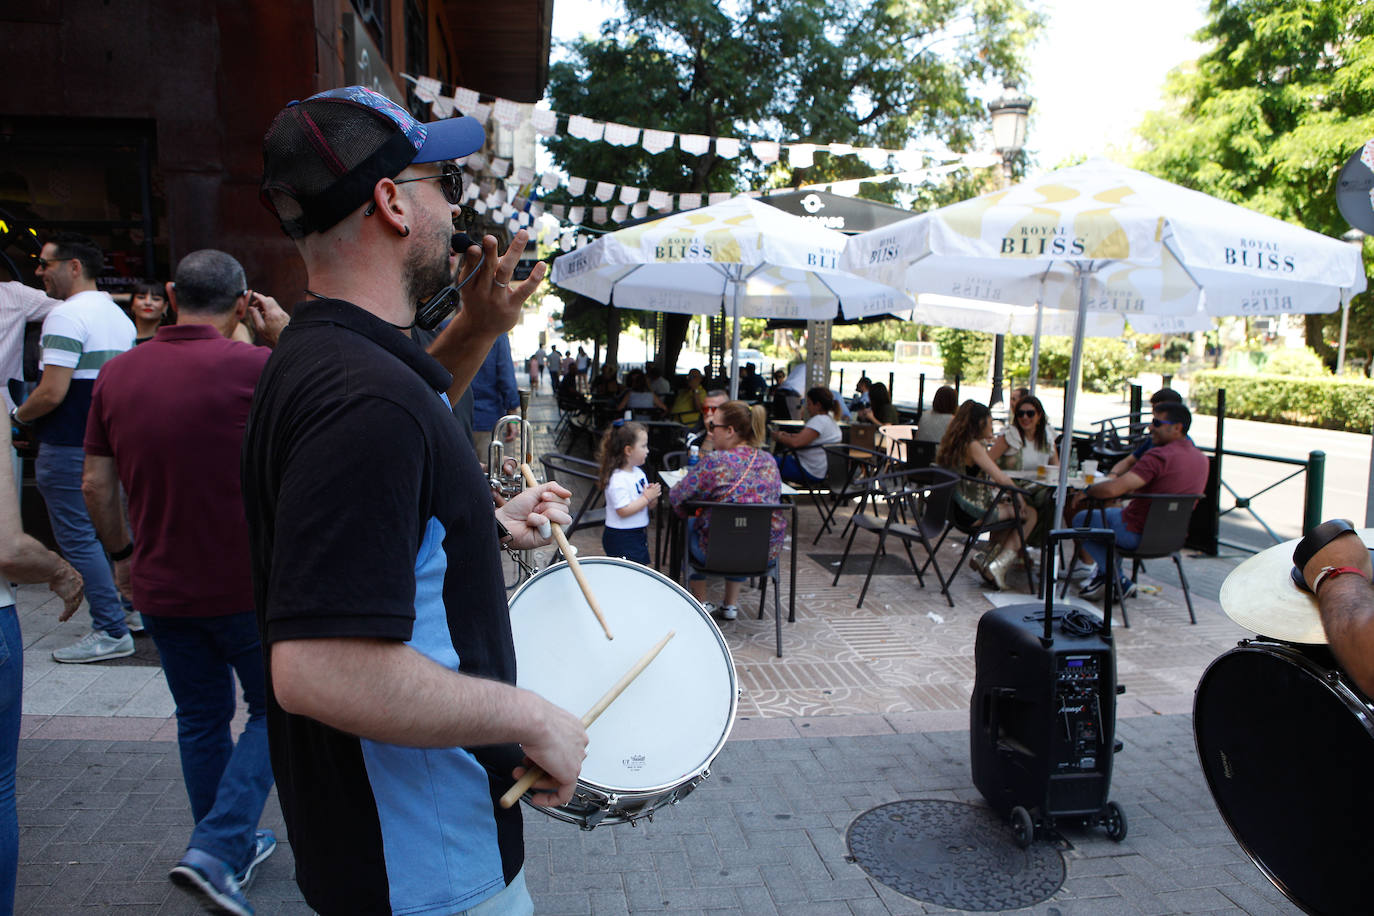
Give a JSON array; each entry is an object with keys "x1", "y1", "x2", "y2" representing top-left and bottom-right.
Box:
[
  {"x1": 1194, "y1": 640, "x2": 1374, "y2": 915},
  {"x1": 508, "y1": 557, "x2": 738, "y2": 829}
]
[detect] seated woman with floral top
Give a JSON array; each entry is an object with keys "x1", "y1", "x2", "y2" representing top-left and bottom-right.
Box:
[{"x1": 668, "y1": 400, "x2": 785, "y2": 622}]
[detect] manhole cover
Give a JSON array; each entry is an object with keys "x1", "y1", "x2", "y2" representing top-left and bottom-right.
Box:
[{"x1": 846, "y1": 800, "x2": 1065, "y2": 911}]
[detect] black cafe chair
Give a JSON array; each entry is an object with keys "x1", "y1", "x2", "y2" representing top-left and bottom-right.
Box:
[{"x1": 683, "y1": 501, "x2": 791, "y2": 658}]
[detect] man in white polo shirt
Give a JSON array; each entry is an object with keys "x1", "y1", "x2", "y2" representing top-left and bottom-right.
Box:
[{"x1": 12, "y1": 233, "x2": 136, "y2": 663}]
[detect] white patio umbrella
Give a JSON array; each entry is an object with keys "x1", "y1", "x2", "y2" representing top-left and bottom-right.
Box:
[
  {"x1": 843, "y1": 158, "x2": 1366, "y2": 533},
  {"x1": 551, "y1": 196, "x2": 912, "y2": 397}
]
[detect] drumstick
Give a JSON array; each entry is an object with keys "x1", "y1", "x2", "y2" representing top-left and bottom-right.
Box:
[
  {"x1": 518, "y1": 463, "x2": 613, "y2": 641},
  {"x1": 499, "y1": 630, "x2": 675, "y2": 809}
]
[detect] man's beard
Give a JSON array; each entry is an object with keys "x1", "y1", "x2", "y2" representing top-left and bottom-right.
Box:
[{"x1": 401, "y1": 215, "x2": 454, "y2": 307}]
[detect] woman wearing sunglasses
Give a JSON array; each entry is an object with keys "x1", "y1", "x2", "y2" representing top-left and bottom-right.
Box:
[{"x1": 989, "y1": 395, "x2": 1057, "y2": 471}]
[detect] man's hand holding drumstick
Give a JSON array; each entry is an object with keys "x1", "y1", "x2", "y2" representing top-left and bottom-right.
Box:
[{"x1": 496, "y1": 480, "x2": 572, "y2": 549}]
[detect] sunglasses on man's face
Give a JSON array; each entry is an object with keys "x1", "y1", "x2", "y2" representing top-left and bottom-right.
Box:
[
  {"x1": 1151, "y1": 417, "x2": 1179, "y2": 427},
  {"x1": 365, "y1": 162, "x2": 464, "y2": 216}
]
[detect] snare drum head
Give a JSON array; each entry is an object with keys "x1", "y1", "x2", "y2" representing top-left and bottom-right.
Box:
[
  {"x1": 1194, "y1": 643, "x2": 1374, "y2": 914},
  {"x1": 510, "y1": 558, "x2": 737, "y2": 793}
]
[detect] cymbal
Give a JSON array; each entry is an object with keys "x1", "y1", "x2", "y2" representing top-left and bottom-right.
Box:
[{"x1": 1220, "y1": 528, "x2": 1374, "y2": 644}]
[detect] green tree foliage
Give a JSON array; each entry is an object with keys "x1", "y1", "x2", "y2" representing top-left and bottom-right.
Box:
[
  {"x1": 543, "y1": 0, "x2": 1043, "y2": 368},
  {"x1": 1135, "y1": 0, "x2": 1374, "y2": 370}
]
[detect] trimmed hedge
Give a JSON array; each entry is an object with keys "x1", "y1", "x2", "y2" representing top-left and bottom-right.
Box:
[
  {"x1": 1191, "y1": 371, "x2": 1374, "y2": 433},
  {"x1": 830, "y1": 349, "x2": 895, "y2": 362}
]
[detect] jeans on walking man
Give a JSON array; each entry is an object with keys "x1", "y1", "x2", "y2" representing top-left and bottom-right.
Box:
[
  {"x1": 14, "y1": 232, "x2": 136, "y2": 662},
  {"x1": 82, "y1": 249, "x2": 287, "y2": 915}
]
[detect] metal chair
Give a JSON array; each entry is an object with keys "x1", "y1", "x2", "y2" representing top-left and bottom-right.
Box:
[
  {"x1": 833, "y1": 467, "x2": 959, "y2": 608},
  {"x1": 683, "y1": 501, "x2": 791, "y2": 657},
  {"x1": 933, "y1": 473, "x2": 1039, "y2": 595},
  {"x1": 781, "y1": 444, "x2": 851, "y2": 540},
  {"x1": 539, "y1": 454, "x2": 606, "y2": 549},
  {"x1": 814, "y1": 443, "x2": 893, "y2": 545},
  {"x1": 1063, "y1": 493, "x2": 1203, "y2": 626}
]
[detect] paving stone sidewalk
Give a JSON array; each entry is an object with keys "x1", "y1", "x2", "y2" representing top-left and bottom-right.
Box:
[{"x1": 15, "y1": 712, "x2": 1298, "y2": 914}]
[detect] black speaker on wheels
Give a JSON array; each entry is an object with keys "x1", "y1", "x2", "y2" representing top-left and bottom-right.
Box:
[{"x1": 970, "y1": 528, "x2": 1128, "y2": 847}]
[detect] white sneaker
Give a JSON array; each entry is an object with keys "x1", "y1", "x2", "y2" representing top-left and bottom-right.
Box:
[
  {"x1": 52, "y1": 630, "x2": 135, "y2": 664},
  {"x1": 1067, "y1": 562, "x2": 1098, "y2": 583},
  {"x1": 715, "y1": 604, "x2": 739, "y2": 621},
  {"x1": 125, "y1": 611, "x2": 145, "y2": 633}
]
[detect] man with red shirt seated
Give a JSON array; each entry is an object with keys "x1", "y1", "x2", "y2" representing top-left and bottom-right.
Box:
[{"x1": 1072, "y1": 400, "x2": 1209, "y2": 599}]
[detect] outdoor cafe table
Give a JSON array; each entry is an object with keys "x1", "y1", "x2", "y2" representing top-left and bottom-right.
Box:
[{"x1": 656, "y1": 466, "x2": 800, "y2": 622}]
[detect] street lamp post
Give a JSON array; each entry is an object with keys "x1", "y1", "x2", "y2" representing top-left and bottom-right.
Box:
[
  {"x1": 987, "y1": 83, "x2": 1032, "y2": 407},
  {"x1": 1340, "y1": 228, "x2": 1365, "y2": 375}
]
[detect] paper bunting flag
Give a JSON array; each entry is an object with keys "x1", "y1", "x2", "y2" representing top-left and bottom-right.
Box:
[
  {"x1": 514, "y1": 166, "x2": 535, "y2": 186},
  {"x1": 490, "y1": 158, "x2": 510, "y2": 178},
  {"x1": 752, "y1": 141, "x2": 779, "y2": 163},
  {"x1": 462, "y1": 180, "x2": 480, "y2": 202},
  {"x1": 642, "y1": 129, "x2": 675, "y2": 155},
  {"x1": 618, "y1": 186, "x2": 641, "y2": 205},
  {"x1": 453, "y1": 88, "x2": 479, "y2": 115},
  {"x1": 678, "y1": 133, "x2": 711, "y2": 156},
  {"x1": 413, "y1": 76, "x2": 441, "y2": 103},
  {"x1": 471, "y1": 103, "x2": 491, "y2": 124},
  {"x1": 431, "y1": 97, "x2": 455, "y2": 118},
  {"x1": 648, "y1": 189, "x2": 673, "y2": 210},
  {"x1": 531, "y1": 108, "x2": 557, "y2": 136},
  {"x1": 530, "y1": 202, "x2": 544, "y2": 217},
  {"x1": 568, "y1": 177, "x2": 587, "y2": 196},
  {"x1": 858, "y1": 147, "x2": 888, "y2": 168},
  {"x1": 593, "y1": 181, "x2": 616, "y2": 202},
  {"x1": 604, "y1": 122, "x2": 640, "y2": 146},
  {"x1": 788, "y1": 143, "x2": 815, "y2": 168},
  {"x1": 540, "y1": 171, "x2": 560, "y2": 191},
  {"x1": 551, "y1": 204, "x2": 566, "y2": 219},
  {"x1": 472, "y1": 199, "x2": 488, "y2": 214},
  {"x1": 678, "y1": 193, "x2": 701, "y2": 210},
  {"x1": 569, "y1": 206, "x2": 585, "y2": 224},
  {"x1": 465, "y1": 152, "x2": 488, "y2": 172},
  {"x1": 568, "y1": 115, "x2": 605, "y2": 142},
  {"x1": 611, "y1": 205, "x2": 627, "y2": 222},
  {"x1": 493, "y1": 98, "x2": 524, "y2": 129},
  {"x1": 592, "y1": 206, "x2": 608, "y2": 223},
  {"x1": 715, "y1": 137, "x2": 741, "y2": 159},
  {"x1": 517, "y1": 211, "x2": 531, "y2": 227},
  {"x1": 631, "y1": 202, "x2": 648, "y2": 219}
]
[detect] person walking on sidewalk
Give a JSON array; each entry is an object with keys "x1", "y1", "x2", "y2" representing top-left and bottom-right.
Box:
[
  {"x1": 12, "y1": 232, "x2": 138, "y2": 663},
  {"x1": 246, "y1": 86, "x2": 587, "y2": 916},
  {"x1": 82, "y1": 249, "x2": 288, "y2": 916},
  {"x1": 0, "y1": 420, "x2": 83, "y2": 915}
]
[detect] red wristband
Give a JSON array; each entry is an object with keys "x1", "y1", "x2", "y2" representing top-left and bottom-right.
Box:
[{"x1": 1313, "y1": 565, "x2": 1368, "y2": 595}]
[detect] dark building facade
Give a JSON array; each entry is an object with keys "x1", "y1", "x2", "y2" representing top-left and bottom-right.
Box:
[{"x1": 1, "y1": 0, "x2": 552, "y2": 304}]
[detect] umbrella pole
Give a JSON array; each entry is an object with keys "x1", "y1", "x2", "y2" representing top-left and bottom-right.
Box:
[
  {"x1": 1051, "y1": 265, "x2": 1092, "y2": 592},
  {"x1": 1029, "y1": 296, "x2": 1045, "y2": 399},
  {"x1": 729, "y1": 278, "x2": 742, "y2": 400}
]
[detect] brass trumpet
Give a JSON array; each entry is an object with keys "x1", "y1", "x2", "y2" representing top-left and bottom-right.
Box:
[{"x1": 488, "y1": 413, "x2": 533, "y2": 502}]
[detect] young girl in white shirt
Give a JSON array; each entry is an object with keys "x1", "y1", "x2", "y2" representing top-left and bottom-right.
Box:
[{"x1": 597, "y1": 421, "x2": 660, "y2": 565}]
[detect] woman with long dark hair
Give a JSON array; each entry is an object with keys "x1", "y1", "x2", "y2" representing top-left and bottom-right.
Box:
[
  {"x1": 914, "y1": 385, "x2": 957, "y2": 443},
  {"x1": 989, "y1": 395, "x2": 1057, "y2": 470},
  {"x1": 936, "y1": 400, "x2": 1038, "y2": 590}
]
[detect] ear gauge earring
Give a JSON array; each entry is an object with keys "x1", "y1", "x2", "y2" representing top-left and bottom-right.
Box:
[{"x1": 399, "y1": 225, "x2": 410, "y2": 238}]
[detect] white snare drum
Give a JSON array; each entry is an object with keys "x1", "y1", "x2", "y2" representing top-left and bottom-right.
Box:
[{"x1": 508, "y1": 557, "x2": 738, "y2": 829}]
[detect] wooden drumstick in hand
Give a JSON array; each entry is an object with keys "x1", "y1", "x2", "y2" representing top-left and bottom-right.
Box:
[
  {"x1": 519, "y1": 463, "x2": 613, "y2": 640},
  {"x1": 500, "y1": 630, "x2": 675, "y2": 808}
]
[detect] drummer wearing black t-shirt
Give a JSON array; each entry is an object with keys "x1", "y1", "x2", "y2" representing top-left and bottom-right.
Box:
[{"x1": 245, "y1": 87, "x2": 587, "y2": 916}]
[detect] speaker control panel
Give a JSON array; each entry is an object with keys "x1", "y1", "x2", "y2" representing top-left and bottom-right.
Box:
[{"x1": 1054, "y1": 654, "x2": 1106, "y2": 773}]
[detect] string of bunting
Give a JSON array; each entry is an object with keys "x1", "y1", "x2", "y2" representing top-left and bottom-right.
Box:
[{"x1": 399, "y1": 74, "x2": 997, "y2": 249}]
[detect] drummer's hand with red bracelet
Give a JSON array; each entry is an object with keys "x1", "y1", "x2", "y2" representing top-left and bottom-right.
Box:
[
  {"x1": 1301, "y1": 527, "x2": 1374, "y2": 697},
  {"x1": 496, "y1": 481, "x2": 573, "y2": 550}
]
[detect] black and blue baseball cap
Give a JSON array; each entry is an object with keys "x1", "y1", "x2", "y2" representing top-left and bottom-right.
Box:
[{"x1": 260, "y1": 85, "x2": 484, "y2": 238}]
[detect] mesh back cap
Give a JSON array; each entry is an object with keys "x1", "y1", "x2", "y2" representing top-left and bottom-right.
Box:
[{"x1": 260, "y1": 86, "x2": 485, "y2": 238}]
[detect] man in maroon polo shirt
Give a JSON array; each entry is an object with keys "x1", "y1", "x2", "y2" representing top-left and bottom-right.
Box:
[{"x1": 81, "y1": 249, "x2": 287, "y2": 915}]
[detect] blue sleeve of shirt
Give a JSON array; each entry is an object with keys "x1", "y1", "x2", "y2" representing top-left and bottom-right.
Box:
[{"x1": 496, "y1": 336, "x2": 518, "y2": 411}]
